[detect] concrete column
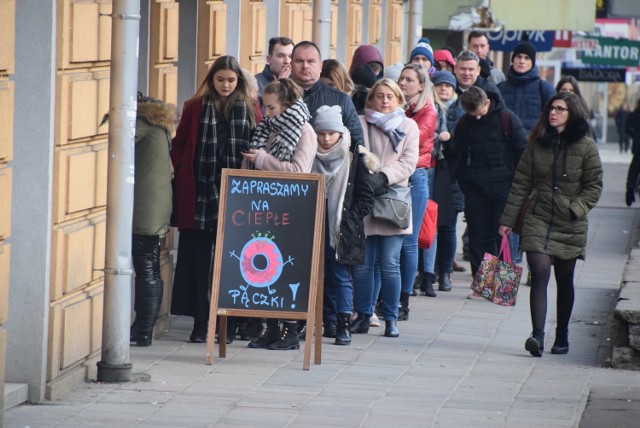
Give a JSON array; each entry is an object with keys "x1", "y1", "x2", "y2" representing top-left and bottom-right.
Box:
[{"x1": 7, "y1": 0, "x2": 56, "y2": 403}]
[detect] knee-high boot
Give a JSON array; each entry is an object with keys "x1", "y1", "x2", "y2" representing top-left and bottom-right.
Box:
[{"x1": 134, "y1": 278, "x2": 164, "y2": 346}]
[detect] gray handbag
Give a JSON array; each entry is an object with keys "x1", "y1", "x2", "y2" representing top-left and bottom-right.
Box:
[{"x1": 372, "y1": 185, "x2": 412, "y2": 229}]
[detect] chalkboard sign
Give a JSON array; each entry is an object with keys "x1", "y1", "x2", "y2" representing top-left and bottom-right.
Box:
[{"x1": 206, "y1": 169, "x2": 326, "y2": 369}]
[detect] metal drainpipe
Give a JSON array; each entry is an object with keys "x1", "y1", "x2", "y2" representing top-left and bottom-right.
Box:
[
  {"x1": 96, "y1": 0, "x2": 141, "y2": 382},
  {"x1": 407, "y1": 0, "x2": 423, "y2": 57},
  {"x1": 313, "y1": 0, "x2": 331, "y2": 59}
]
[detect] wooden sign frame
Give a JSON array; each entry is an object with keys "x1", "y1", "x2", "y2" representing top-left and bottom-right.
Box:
[{"x1": 205, "y1": 168, "x2": 325, "y2": 370}]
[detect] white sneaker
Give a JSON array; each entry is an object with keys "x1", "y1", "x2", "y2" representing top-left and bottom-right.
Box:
[{"x1": 369, "y1": 313, "x2": 381, "y2": 327}]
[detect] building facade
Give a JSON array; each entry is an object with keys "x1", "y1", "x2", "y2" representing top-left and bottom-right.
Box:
[{"x1": 0, "y1": 0, "x2": 412, "y2": 406}]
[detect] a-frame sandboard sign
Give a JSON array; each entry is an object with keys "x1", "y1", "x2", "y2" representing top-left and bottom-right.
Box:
[{"x1": 205, "y1": 168, "x2": 325, "y2": 370}]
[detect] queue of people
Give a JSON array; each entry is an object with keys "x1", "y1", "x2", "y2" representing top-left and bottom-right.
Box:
[{"x1": 130, "y1": 34, "x2": 609, "y2": 362}]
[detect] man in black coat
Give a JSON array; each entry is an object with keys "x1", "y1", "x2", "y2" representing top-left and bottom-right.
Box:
[{"x1": 290, "y1": 41, "x2": 364, "y2": 149}]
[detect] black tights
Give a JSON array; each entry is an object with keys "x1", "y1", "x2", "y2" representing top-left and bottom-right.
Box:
[{"x1": 527, "y1": 252, "x2": 577, "y2": 337}]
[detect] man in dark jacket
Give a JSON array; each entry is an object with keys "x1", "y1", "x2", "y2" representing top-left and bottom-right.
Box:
[
  {"x1": 498, "y1": 41, "x2": 555, "y2": 134},
  {"x1": 497, "y1": 42, "x2": 555, "y2": 262},
  {"x1": 467, "y1": 30, "x2": 505, "y2": 84},
  {"x1": 255, "y1": 36, "x2": 294, "y2": 99},
  {"x1": 451, "y1": 87, "x2": 527, "y2": 275},
  {"x1": 291, "y1": 41, "x2": 364, "y2": 149},
  {"x1": 454, "y1": 50, "x2": 504, "y2": 103}
]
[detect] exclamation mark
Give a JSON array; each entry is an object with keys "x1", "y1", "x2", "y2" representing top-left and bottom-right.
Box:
[{"x1": 289, "y1": 283, "x2": 300, "y2": 308}]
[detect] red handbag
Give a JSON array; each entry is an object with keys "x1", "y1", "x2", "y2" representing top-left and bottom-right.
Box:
[{"x1": 418, "y1": 200, "x2": 438, "y2": 249}]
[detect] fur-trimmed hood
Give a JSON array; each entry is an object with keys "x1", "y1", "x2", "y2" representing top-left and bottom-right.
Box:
[
  {"x1": 137, "y1": 101, "x2": 178, "y2": 134},
  {"x1": 540, "y1": 118, "x2": 590, "y2": 147}
]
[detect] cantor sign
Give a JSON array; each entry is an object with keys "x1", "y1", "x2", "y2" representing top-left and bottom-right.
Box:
[{"x1": 577, "y1": 36, "x2": 640, "y2": 67}]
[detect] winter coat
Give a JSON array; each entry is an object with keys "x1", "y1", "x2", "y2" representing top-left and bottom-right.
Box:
[
  {"x1": 170, "y1": 95, "x2": 251, "y2": 230},
  {"x1": 335, "y1": 142, "x2": 377, "y2": 265},
  {"x1": 406, "y1": 102, "x2": 436, "y2": 169},
  {"x1": 500, "y1": 119, "x2": 603, "y2": 260},
  {"x1": 498, "y1": 66, "x2": 556, "y2": 133},
  {"x1": 451, "y1": 90, "x2": 528, "y2": 199},
  {"x1": 255, "y1": 64, "x2": 275, "y2": 95},
  {"x1": 133, "y1": 101, "x2": 176, "y2": 236},
  {"x1": 303, "y1": 80, "x2": 364, "y2": 149},
  {"x1": 359, "y1": 115, "x2": 419, "y2": 236},
  {"x1": 441, "y1": 98, "x2": 465, "y2": 213},
  {"x1": 243, "y1": 122, "x2": 317, "y2": 173}
]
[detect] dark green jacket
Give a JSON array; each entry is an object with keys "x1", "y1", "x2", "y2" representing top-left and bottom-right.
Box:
[
  {"x1": 133, "y1": 101, "x2": 176, "y2": 236},
  {"x1": 500, "y1": 119, "x2": 603, "y2": 260}
]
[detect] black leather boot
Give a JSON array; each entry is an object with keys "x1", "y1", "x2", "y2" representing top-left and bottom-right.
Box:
[
  {"x1": 398, "y1": 293, "x2": 410, "y2": 321},
  {"x1": 268, "y1": 321, "x2": 300, "y2": 350},
  {"x1": 525, "y1": 331, "x2": 545, "y2": 357},
  {"x1": 335, "y1": 313, "x2": 352, "y2": 346},
  {"x1": 133, "y1": 278, "x2": 164, "y2": 346},
  {"x1": 438, "y1": 273, "x2": 452, "y2": 292},
  {"x1": 190, "y1": 320, "x2": 207, "y2": 343},
  {"x1": 420, "y1": 273, "x2": 436, "y2": 297},
  {"x1": 350, "y1": 313, "x2": 370, "y2": 334},
  {"x1": 248, "y1": 319, "x2": 279, "y2": 348},
  {"x1": 323, "y1": 319, "x2": 337, "y2": 338},
  {"x1": 384, "y1": 320, "x2": 399, "y2": 337},
  {"x1": 132, "y1": 235, "x2": 164, "y2": 346},
  {"x1": 551, "y1": 329, "x2": 569, "y2": 354},
  {"x1": 241, "y1": 318, "x2": 264, "y2": 341}
]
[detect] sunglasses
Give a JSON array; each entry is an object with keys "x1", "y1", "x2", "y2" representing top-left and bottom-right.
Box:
[{"x1": 548, "y1": 105, "x2": 569, "y2": 114}]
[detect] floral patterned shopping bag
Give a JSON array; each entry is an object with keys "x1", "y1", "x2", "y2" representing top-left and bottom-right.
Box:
[
  {"x1": 491, "y1": 235, "x2": 522, "y2": 306},
  {"x1": 470, "y1": 252, "x2": 499, "y2": 299}
]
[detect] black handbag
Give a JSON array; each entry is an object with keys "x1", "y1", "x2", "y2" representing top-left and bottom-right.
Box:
[{"x1": 372, "y1": 185, "x2": 412, "y2": 229}]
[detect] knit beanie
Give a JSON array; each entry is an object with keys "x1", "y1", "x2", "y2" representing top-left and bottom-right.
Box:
[
  {"x1": 431, "y1": 70, "x2": 456, "y2": 88},
  {"x1": 511, "y1": 41, "x2": 536, "y2": 66},
  {"x1": 314, "y1": 105, "x2": 343, "y2": 133},
  {"x1": 410, "y1": 38, "x2": 435, "y2": 66},
  {"x1": 384, "y1": 63, "x2": 404, "y2": 82}
]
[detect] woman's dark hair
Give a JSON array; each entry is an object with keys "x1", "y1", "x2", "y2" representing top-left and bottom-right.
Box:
[
  {"x1": 555, "y1": 75, "x2": 583, "y2": 98},
  {"x1": 196, "y1": 55, "x2": 254, "y2": 125},
  {"x1": 529, "y1": 91, "x2": 589, "y2": 143},
  {"x1": 262, "y1": 78, "x2": 303, "y2": 110}
]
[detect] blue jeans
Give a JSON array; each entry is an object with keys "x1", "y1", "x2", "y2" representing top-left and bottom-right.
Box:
[
  {"x1": 353, "y1": 235, "x2": 404, "y2": 320},
  {"x1": 509, "y1": 232, "x2": 522, "y2": 263},
  {"x1": 323, "y1": 217, "x2": 353, "y2": 321},
  {"x1": 400, "y1": 168, "x2": 429, "y2": 295},
  {"x1": 437, "y1": 211, "x2": 459, "y2": 274},
  {"x1": 420, "y1": 168, "x2": 437, "y2": 274}
]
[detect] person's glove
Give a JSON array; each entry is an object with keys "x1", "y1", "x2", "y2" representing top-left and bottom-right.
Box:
[
  {"x1": 370, "y1": 172, "x2": 388, "y2": 196},
  {"x1": 626, "y1": 189, "x2": 635, "y2": 207}
]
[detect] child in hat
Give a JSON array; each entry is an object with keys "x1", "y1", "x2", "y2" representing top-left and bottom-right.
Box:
[{"x1": 312, "y1": 105, "x2": 377, "y2": 345}]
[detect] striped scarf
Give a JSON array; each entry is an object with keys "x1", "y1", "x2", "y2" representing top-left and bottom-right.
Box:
[{"x1": 250, "y1": 98, "x2": 310, "y2": 161}]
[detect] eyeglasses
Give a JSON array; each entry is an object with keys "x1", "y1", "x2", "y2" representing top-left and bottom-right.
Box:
[{"x1": 548, "y1": 106, "x2": 569, "y2": 114}]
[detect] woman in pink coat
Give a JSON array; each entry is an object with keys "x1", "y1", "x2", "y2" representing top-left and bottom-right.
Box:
[{"x1": 350, "y1": 79, "x2": 419, "y2": 338}]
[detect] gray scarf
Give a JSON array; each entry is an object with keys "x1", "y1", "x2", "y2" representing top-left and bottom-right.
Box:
[{"x1": 312, "y1": 130, "x2": 351, "y2": 249}]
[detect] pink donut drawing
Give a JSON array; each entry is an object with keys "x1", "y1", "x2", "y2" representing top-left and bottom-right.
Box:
[{"x1": 240, "y1": 237, "x2": 284, "y2": 288}]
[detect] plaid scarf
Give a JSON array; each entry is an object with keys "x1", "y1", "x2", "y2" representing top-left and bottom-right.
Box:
[
  {"x1": 364, "y1": 107, "x2": 407, "y2": 152},
  {"x1": 250, "y1": 98, "x2": 310, "y2": 162},
  {"x1": 194, "y1": 95, "x2": 250, "y2": 230}
]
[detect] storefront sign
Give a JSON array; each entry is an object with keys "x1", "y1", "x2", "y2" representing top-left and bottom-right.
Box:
[
  {"x1": 561, "y1": 66, "x2": 626, "y2": 82},
  {"x1": 577, "y1": 36, "x2": 640, "y2": 66},
  {"x1": 487, "y1": 30, "x2": 555, "y2": 52}
]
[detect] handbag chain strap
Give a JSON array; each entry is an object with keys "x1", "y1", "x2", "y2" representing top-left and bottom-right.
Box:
[{"x1": 389, "y1": 199, "x2": 410, "y2": 220}]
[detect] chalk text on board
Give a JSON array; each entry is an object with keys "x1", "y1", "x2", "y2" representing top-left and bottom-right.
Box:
[{"x1": 231, "y1": 178, "x2": 309, "y2": 197}]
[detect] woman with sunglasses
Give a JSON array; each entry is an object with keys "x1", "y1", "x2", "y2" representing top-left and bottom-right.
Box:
[{"x1": 499, "y1": 92, "x2": 603, "y2": 357}]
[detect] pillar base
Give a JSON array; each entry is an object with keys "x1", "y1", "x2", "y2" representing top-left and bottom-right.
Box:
[{"x1": 96, "y1": 361, "x2": 132, "y2": 382}]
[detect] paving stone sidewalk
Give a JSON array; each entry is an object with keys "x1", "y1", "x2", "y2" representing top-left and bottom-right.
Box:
[{"x1": 4, "y1": 143, "x2": 640, "y2": 428}]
